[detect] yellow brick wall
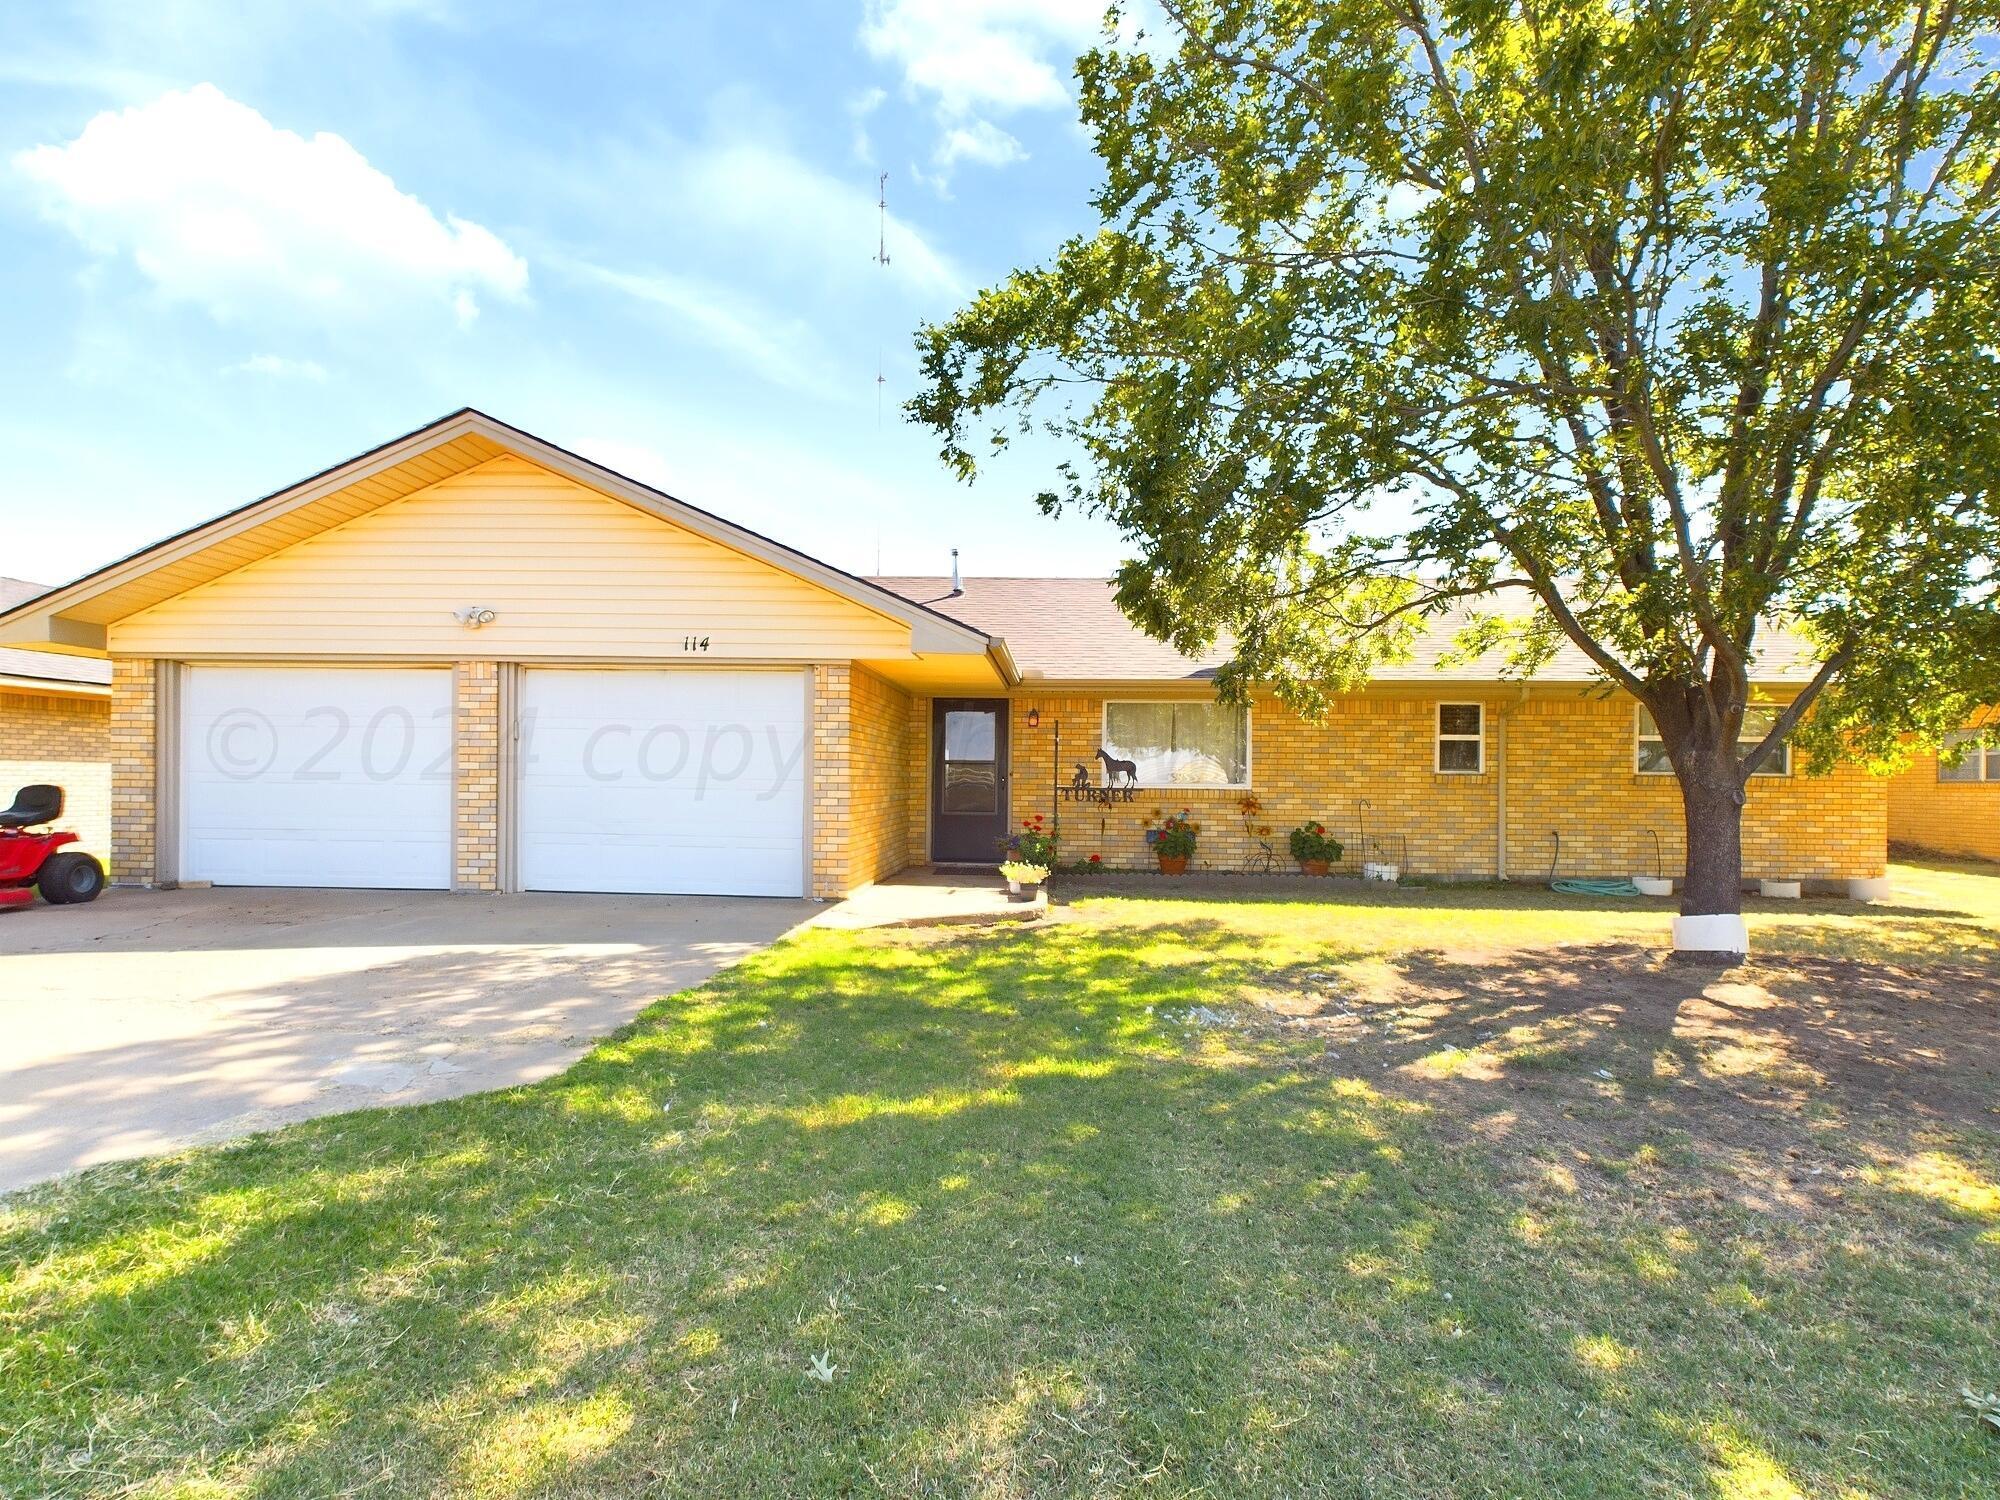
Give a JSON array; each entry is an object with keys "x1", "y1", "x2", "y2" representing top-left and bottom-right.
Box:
[
  {"x1": 0, "y1": 688, "x2": 111, "y2": 863},
  {"x1": 810, "y1": 665, "x2": 850, "y2": 897},
  {"x1": 1886, "y1": 720, "x2": 2000, "y2": 862},
  {"x1": 904, "y1": 693, "x2": 930, "y2": 867},
  {"x1": 453, "y1": 661, "x2": 500, "y2": 891},
  {"x1": 109, "y1": 658, "x2": 157, "y2": 884},
  {"x1": 847, "y1": 664, "x2": 912, "y2": 888},
  {"x1": 1503, "y1": 696, "x2": 1884, "y2": 883},
  {"x1": 946, "y1": 687, "x2": 1887, "y2": 883},
  {"x1": 1007, "y1": 692, "x2": 1503, "y2": 877},
  {"x1": 810, "y1": 664, "x2": 914, "y2": 896}
]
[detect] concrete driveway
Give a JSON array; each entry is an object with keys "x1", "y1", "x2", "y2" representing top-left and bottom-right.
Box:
[{"x1": 0, "y1": 886, "x2": 813, "y2": 1193}]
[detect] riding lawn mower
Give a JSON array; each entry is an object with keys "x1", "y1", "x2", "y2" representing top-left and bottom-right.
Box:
[{"x1": 0, "y1": 784, "x2": 106, "y2": 909}]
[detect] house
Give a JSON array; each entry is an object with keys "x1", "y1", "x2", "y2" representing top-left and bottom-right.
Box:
[
  {"x1": 1886, "y1": 713, "x2": 2000, "y2": 862},
  {"x1": 0, "y1": 577, "x2": 111, "y2": 858},
  {"x1": 0, "y1": 410, "x2": 1886, "y2": 898}
]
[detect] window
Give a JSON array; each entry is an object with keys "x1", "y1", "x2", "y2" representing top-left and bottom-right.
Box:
[
  {"x1": 1101, "y1": 701, "x2": 1250, "y2": 787},
  {"x1": 1635, "y1": 706, "x2": 1792, "y2": 776},
  {"x1": 940, "y1": 709, "x2": 999, "y2": 813},
  {"x1": 1436, "y1": 703, "x2": 1484, "y2": 773},
  {"x1": 1938, "y1": 729, "x2": 2000, "y2": 783}
]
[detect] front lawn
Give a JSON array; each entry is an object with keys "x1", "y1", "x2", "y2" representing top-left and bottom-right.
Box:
[{"x1": 5, "y1": 864, "x2": 1998, "y2": 1496}]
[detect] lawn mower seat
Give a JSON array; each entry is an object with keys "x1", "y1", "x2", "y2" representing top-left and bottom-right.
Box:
[{"x1": 0, "y1": 784, "x2": 62, "y2": 829}]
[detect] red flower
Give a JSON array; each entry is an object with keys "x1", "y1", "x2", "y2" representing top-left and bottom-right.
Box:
[{"x1": 1088, "y1": 853, "x2": 1102, "y2": 864}]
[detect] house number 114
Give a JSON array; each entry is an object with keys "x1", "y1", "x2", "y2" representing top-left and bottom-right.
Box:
[{"x1": 682, "y1": 635, "x2": 711, "y2": 652}]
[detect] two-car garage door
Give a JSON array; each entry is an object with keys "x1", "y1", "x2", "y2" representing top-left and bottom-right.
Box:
[{"x1": 179, "y1": 666, "x2": 806, "y2": 896}]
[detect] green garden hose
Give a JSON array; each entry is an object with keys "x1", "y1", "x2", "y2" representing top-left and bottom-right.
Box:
[{"x1": 1546, "y1": 830, "x2": 1641, "y2": 895}]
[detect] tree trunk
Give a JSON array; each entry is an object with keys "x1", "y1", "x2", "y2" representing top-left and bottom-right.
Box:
[{"x1": 1678, "y1": 758, "x2": 1746, "y2": 917}]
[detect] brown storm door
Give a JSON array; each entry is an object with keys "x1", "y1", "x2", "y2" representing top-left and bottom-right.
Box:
[{"x1": 930, "y1": 699, "x2": 1010, "y2": 862}]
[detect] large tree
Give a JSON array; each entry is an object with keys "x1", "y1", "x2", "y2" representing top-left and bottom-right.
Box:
[{"x1": 911, "y1": 0, "x2": 2000, "y2": 932}]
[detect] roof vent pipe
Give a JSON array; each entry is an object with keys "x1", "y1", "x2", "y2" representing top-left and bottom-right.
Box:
[{"x1": 949, "y1": 548, "x2": 963, "y2": 596}]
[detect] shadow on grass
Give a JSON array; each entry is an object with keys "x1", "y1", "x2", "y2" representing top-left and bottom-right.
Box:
[
  {"x1": 3, "y1": 920, "x2": 1996, "y2": 1497},
  {"x1": 1259, "y1": 940, "x2": 2000, "y2": 1218}
]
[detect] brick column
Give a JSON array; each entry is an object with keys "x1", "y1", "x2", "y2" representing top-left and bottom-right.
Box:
[
  {"x1": 109, "y1": 657, "x2": 158, "y2": 886},
  {"x1": 453, "y1": 660, "x2": 501, "y2": 892},
  {"x1": 811, "y1": 665, "x2": 852, "y2": 897}
]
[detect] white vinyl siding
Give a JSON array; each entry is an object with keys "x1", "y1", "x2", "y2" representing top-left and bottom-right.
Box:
[
  {"x1": 1100, "y1": 701, "x2": 1250, "y2": 787},
  {"x1": 110, "y1": 456, "x2": 912, "y2": 661}
]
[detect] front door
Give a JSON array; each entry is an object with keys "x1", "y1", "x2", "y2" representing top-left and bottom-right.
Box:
[{"x1": 930, "y1": 699, "x2": 1010, "y2": 862}]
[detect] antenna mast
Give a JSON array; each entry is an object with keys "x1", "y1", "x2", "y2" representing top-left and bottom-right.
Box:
[
  {"x1": 874, "y1": 172, "x2": 891, "y2": 269},
  {"x1": 873, "y1": 173, "x2": 891, "y2": 425}
]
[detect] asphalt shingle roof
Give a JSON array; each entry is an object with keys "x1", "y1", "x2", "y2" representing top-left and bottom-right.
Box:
[
  {"x1": 869, "y1": 576, "x2": 1820, "y2": 685},
  {"x1": 0, "y1": 579, "x2": 111, "y2": 690}
]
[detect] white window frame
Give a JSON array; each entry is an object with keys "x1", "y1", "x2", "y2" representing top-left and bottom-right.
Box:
[
  {"x1": 1099, "y1": 700, "x2": 1253, "y2": 790},
  {"x1": 1634, "y1": 705, "x2": 1793, "y2": 777},
  {"x1": 1435, "y1": 702, "x2": 1485, "y2": 775},
  {"x1": 1938, "y1": 729, "x2": 2000, "y2": 783}
]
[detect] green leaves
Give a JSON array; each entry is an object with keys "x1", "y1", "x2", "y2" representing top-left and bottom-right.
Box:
[{"x1": 910, "y1": 0, "x2": 2000, "y2": 777}]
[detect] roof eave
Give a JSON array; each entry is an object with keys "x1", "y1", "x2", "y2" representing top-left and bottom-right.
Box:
[
  {"x1": 985, "y1": 636, "x2": 1021, "y2": 687},
  {"x1": 0, "y1": 673, "x2": 110, "y2": 698},
  {"x1": 0, "y1": 409, "x2": 997, "y2": 662}
]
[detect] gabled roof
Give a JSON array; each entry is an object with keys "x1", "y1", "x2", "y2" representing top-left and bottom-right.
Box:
[
  {"x1": 0, "y1": 409, "x2": 1001, "y2": 668},
  {"x1": 871, "y1": 576, "x2": 1822, "y2": 686},
  {"x1": 0, "y1": 579, "x2": 111, "y2": 693}
]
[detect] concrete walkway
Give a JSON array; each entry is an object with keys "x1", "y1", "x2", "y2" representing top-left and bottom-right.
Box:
[
  {"x1": 0, "y1": 887, "x2": 811, "y2": 1193},
  {"x1": 813, "y1": 867, "x2": 1045, "y2": 929}
]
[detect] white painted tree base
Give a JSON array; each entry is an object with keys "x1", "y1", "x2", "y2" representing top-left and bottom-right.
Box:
[
  {"x1": 1672, "y1": 913, "x2": 1749, "y2": 956},
  {"x1": 1848, "y1": 876, "x2": 1892, "y2": 902}
]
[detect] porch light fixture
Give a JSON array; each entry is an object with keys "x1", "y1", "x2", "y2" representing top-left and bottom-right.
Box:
[
  {"x1": 1027, "y1": 706, "x2": 1041, "y2": 729},
  {"x1": 453, "y1": 606, "x2": 498, "y2": 629}
]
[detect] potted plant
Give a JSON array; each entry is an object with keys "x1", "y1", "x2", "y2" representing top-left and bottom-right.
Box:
[
  {"x1": 1288, "y1": 821, "x2": 1343, "y2": 875},
  {"x1": 1148, "y1": 810, "x2": 1198, "y2": 875},
  {"x1": 998, "y1": 813, "x2": 1057, "y2": 867},
  {"x1": 998, "y1": 860, "x2": 1050, "y2": 900}
]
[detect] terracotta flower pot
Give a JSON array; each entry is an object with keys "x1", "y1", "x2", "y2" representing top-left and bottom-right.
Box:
[
  {"x1": 1299, "y1": 858, "x2": 1330, "y2": 876},
  {"x1": 1157, "y1": 854, "x2": 1190, "y2": 876}
]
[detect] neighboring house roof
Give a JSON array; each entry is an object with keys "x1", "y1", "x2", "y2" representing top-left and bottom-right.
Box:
[
  {"x1": 870, "y1": 576, "x2": 1822, "y2": 686},
  {"x1": 0, "y1": 579, "x2": 111, "y2": 693}
]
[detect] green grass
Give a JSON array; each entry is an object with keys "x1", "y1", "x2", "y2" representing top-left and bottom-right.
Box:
[{"x1": 3, "y1": 864, "x2": 1998, "y2": 1496}]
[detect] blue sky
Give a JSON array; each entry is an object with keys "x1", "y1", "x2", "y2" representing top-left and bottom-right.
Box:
[{"x1": 0, "y1": 1, "x2": 1139, "y2": 588}]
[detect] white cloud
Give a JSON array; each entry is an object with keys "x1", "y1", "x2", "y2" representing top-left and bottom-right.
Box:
[
  {"x1": 848, "y1": 86, "x2": 887, "y2": 164},
  {"x1": 566, "y1": 260, "x2": 842, "y2": 399},
  {"x1": 13, "y1": 83, "x2": 527, "y2": 327},
  {"x1": 671, "y1": 135, "x2": 962, "y2": 299},
  {"x1": 860, "y1": 0, "x2": 1102, "y2": 118},
  {"x1": 861, "y1": 1, "x2": 1128, "y2": 188},
  {"x1": 228, "y1": 353, "x2": 328, "y2": 381},
  {"x1": 935, "y1": 120, "x2": 1028, "y2": 171},
  {"x1": 568, "y1": 436, "x2": 681, "y2": 493}
]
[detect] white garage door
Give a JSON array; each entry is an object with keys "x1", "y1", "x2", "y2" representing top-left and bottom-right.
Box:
[
  {"x1": 519, "y1": 669, "x2": 806, "y2": 897},
  {"x1": 181, "y1": 666, "x2": 453, "y2": 889}
]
